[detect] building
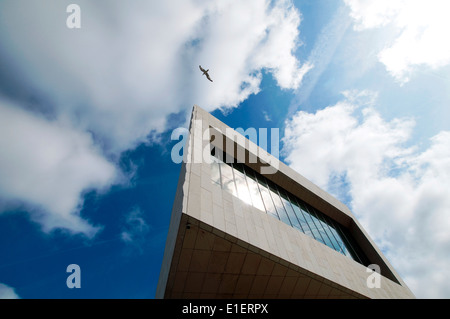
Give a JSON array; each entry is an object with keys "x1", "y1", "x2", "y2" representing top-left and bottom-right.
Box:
[{"x1": 156, "y1": 105, "x2": 415, "y2": 299}]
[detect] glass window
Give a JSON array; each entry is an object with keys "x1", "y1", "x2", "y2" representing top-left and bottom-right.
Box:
[
  {"x1": 266, "y1": 180, "x2": 292, "y2": 227},
  {"x1": 295, "y1": 199, "x2": 325, "y2": 244},
  {"x1": 256, "y1": 177, "x2": 279, "y2": 220},
  {"x1": 305, "y1": 206, "x2": 338, "y2": 251},
  {"x1": 209, "y1": 149, "x2": 369, "y2": 266},
  {"x1": 288, "y1": 195, "x2": 313, "y2": 238},
  {"x1": 220, "y1": 162, "x2": 237, "y2": 196},
  {"x1": 243, "y1": 168, "x2": 266, "y2": 212},
  {"x1": 210, "y1": 154, "x2": 221, "y2": 186},
  {"x1": 334, "y1": 223, "x2": 370, "y2": 265},
  {"x1": 320, "y1": 215, "x2": 352, "y2": 258},
  {"x1": 232, "y1": 163, "x2": 253, "y2": 206},
  {"x1": 278, "y1": 189, "x2": 303, "y2": 232}
]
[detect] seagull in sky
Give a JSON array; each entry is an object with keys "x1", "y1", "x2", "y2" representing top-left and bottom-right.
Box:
[{"x1": 199, "y1": 65, "x2": 213, "y2": 82}]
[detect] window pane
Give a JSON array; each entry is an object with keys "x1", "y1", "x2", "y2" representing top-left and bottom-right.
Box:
[
  {"x1": 232, "y1": 163, "x2": 253, "y2": 206},
  {"x1": 288, "y1": 195, "x2": 313, "y2": 238},
  {"x1": 295, "y1": 200, "x2": 325, "y2": 244},
  {"x1": 256, "y1": 177, "x2": 279, "y2": 220},
  {"x1": 220, "y1": 160, "x2": 233, "y2": 180},
  {"x1": 334, "y1": 223, "x2": 368, "y2": 264},
  {"x1": 210, "y1": 154, "x2": 221, "y2": 186},
  {"x1": 325, "y1": 225, "x2": 346, "y2": 255},
  {"x1": 244, "y1": 169, "x2": 266, "y2": 212},
  {"x1": 278, "y1": 189, "x2": 302, "y2": 231},
  {"x1": 220, "y1": 162, "x2": 237, "y2": 196},
  {"x1": 318, "y1": 214, "x2": 351, "y2": 257},
  {"x1": 266, "y1": 181, "x2": 291, "y2": 226},
  {"x1": 306, "y1": 206, "x2": 337, "y2": 251}
]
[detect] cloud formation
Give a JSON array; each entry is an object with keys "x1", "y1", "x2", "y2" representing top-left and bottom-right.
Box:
[
  {"x1": 0, "y1": 97, "x2": 117, "y2": 237},
  {"x1": 120, "y1": 206, "x2": 150, "y2": 247},
  {"x1": 344, "y1": 0, "x2": 450, "y2": 83},
  {"x1": 0, "y1": 283, "x2": 20, "y2": 299},
  {"x1": 283, "y1": 91, "x2": 450, "y2": 298},
  {"x1": 0, "y1": 0, "x2": 308, "y2": 236}
]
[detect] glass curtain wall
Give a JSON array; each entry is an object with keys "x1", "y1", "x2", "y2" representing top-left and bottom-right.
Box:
[{"x1": 209, "y1": 152, "x2": 369, "y2": 266}]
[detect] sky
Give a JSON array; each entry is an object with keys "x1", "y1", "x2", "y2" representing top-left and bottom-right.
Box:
[{"x1": 0, "y1": 0, "x2": 449, "y2": 299}]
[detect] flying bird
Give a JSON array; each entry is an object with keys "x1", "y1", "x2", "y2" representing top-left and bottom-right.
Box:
[{"x1": 199, "y1": 65, "x2": 213, "y2": 82}]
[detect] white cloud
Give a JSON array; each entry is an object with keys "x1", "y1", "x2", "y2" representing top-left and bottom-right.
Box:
[
  {"x1": 120, "y1": 206, "x2": 150, "y2": 253},
  {"x1": 288, "y1": 4, "x2": 350, "y2": 109},
  {"x1": 344, "y1": 0, "x2": 450, "y2": 83},
  {"x1": 283, "y1": 90, "x2": 450, "y2": 298},
  {"x1": 0, "y1": 0, "x2": 307, "y2": 152},
  {"x1": 191, "y1": 0, "x2": 309, "y2": 110},
  {"x1": 262, "y1": 110, "x2": 272, "y2": 122},
  {"x1": 344, "y1": 0, "x2": 404, "y2": 30},
  {"x1": 0, "y1": 283, "x2": 20, "y2": 299},
  {"x1": 0, "y1": 0, "x2": 307, "y2": 236},
  {"x1": 121, "y1": 206, "x2": 149, "y2": 241},
  {"x1": 0, "y1": 97, "x2": 117, "y2": 238}
]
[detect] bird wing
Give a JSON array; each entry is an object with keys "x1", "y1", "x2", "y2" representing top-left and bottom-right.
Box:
[
  {"x1": 206, "y1": 73, "x2": 213, "y2": 82},
  {"x1": 199, "y1": 65, "x2": 205, "y2": 72}
]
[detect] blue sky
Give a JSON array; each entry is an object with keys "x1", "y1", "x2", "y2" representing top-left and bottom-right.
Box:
[{"x1": 1, "y1": 0, "x2": 450, "y2": 299}]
